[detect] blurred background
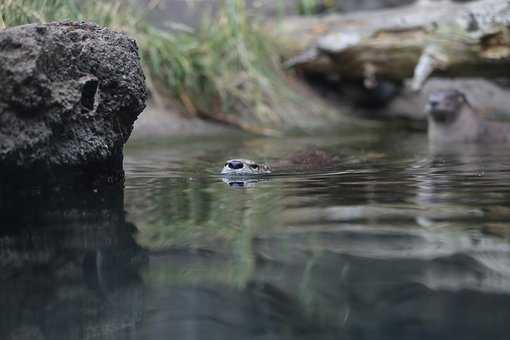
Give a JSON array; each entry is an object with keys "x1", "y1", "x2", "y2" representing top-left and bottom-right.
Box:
[
  {"x1": 3, "y1": 0, "x2": 506, "y2": 138},
  {"x1": 3, "y1": 1, "x2": 510, "y2": 340}
]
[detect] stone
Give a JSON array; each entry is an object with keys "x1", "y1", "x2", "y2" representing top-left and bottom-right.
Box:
[{"x1": 0, "y1": 21, "x2": 147, "y2": 187}]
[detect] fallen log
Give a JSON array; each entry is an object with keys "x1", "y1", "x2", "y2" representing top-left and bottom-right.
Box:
[{"x1": 271, "y1": 0, "x2": 510, "y2": 90}]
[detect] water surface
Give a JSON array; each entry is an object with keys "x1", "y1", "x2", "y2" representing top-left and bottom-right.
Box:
[{"x1": 3, "y1": 128, "x2": 510, "y2": 339}]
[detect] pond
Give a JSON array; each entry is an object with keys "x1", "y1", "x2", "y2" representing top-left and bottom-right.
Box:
[{"x1": 3, "y1": 127, "x2": 510, "y2": 340}]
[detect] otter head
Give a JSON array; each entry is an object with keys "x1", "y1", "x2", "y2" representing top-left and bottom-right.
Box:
[
  {"x1": 221, "y1": 159, "x2": 272, "y2": 176},
  {"x1": 426, "y1": 90, "x2": 468, "y2": 124}
]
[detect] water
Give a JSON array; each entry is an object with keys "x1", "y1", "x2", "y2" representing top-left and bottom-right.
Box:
[{"x1": 3, "y1": 128, "x2": 510, "y2": 340}]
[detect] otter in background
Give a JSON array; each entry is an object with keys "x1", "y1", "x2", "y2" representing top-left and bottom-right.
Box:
[{"x1": 426, "y1": 89, "x2": 510, "y2": 144}]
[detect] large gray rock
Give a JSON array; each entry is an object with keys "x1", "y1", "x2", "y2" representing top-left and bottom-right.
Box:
[{"x1": 0, "y1": 22, "x2": 147, "y2": 185}]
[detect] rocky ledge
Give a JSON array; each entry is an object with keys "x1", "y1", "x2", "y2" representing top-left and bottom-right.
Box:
[{"x1": 0, "y1": 21, "x2": 147, "y2": 189}]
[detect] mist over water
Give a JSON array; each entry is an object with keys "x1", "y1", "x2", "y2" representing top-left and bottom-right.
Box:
[{"x1": 3, "y1": 128, "x2": 510, "y2": 339}]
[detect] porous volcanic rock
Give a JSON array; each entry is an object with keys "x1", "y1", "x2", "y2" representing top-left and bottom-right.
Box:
[{"x1": 0, "y1": 21, "x2": 147, "y2": 187}]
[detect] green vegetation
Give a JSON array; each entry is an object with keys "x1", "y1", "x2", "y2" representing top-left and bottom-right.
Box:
[
  {"x1": 298, "y1": 0, "x2": 321, "y2": 16},
  {"x1": 0, "y1": 0, "x2": 337, "y2": 132},
  {"x1": 297, "y1": 0, "x2": 338, "y2": 15}
]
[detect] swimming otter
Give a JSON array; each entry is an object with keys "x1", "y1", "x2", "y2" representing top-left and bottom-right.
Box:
[
  {"x1": 426, "y1": 89, "x2": 510, "y2": 144},
  {"x1": 221, "y1": 159, "x2": 272, "y2": 176},
  {"x1": 221, "y1": 149, "x2": 338, "y2": 177}
]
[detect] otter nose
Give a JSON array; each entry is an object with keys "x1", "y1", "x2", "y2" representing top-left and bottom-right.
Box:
[
  {"x1": 427, "y1": 98, "x2": 440, "y2": 112},
  {"x1": 227, "y1": 160, "x2": 244, "y2": 170},
  {"x1": 428, "y1": 99, "x2": 439, "y2": 109}
]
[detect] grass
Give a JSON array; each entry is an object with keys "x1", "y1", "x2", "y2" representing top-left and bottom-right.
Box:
[
  {"x1": 0, "y1": 0, "x2": 341, "y2": 133},
  {"x1": 297, "y1": 0, "x2": 338, "y2": 15}
]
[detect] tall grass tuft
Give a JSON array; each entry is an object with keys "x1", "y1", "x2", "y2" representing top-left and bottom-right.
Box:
[
  {"x1": 297, "y1": 0, "x2": 338, "y2": 15},
  {"x1": 1, "y1": 0, "x2": 337, "y2": 133}
]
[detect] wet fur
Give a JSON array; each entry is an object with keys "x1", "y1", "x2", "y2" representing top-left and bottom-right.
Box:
[{"x1": 428, "y1": 93, "x2": 510, "y2": 144}]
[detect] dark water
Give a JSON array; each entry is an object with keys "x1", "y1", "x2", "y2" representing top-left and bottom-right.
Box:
[{"x1": 3, "y1": 128, "x2": 510, "y2": 340}]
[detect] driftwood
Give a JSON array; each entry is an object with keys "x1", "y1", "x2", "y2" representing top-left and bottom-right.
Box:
[{"x1": 271, "y1": 0, "x2": 510, "y2": 90}]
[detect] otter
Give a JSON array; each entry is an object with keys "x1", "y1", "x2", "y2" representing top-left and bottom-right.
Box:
[
  {"x1": 221, "y1": 149, "x2": 338, "y2": 177},
  {"x1": 221, "y1": 159, "x2": 272, "y2": 176},
  {"x1": 426, "y1": 89, "x2": 510, "y2": 144}
]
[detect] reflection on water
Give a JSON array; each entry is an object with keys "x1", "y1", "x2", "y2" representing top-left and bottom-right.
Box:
[
  {"x1": 0, "y1": 185, "x2": 147, "y2": 340},
  {"x1": 3, "y1": 129, "x2": 510, "y2": 339}
]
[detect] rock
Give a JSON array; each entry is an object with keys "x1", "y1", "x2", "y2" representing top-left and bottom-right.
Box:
[{"x1": 0, "y1": 22, "x2": 147, "y2": 187}]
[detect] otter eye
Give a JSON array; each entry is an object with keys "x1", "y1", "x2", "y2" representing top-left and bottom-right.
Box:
[{"x1": 249, "y1": 164, "x2": 259, "y2": 170}]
